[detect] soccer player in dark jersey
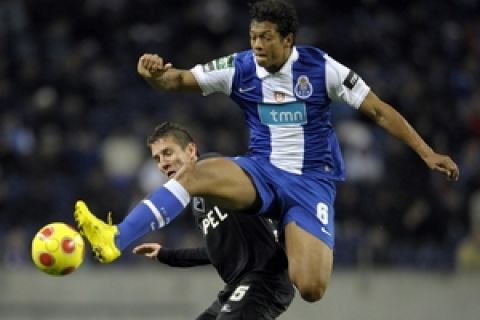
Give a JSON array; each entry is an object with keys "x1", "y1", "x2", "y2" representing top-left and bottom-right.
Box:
[
  {"x1": 132, "y1": 122, "x2": 294, "y2": 319},
  {"x1": 75, "y1": 0, "x2": 460, "y2": 303}
]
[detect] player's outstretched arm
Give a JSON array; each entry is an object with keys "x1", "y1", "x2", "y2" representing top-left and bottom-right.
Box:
[
  {"x1": 137, "y1": 53, "x2": 201, "y2": 93},
  {"x1": 359, "y1": 91, "x2": 459, "y2": 180}
]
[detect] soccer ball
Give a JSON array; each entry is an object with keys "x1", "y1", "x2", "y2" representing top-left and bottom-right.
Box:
[{"x1": 31, "y1": 222, "x2": 85, "y2": 276}]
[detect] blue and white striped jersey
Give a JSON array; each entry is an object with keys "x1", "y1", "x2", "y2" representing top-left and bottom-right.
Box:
[{"x1": 191, "y1": 46, "x2": 370, "y2": 179}]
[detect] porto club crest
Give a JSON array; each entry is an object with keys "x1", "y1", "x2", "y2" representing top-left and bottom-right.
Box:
[{"x1": 294, "y1": 75, "x2": 313, "y2": 99}]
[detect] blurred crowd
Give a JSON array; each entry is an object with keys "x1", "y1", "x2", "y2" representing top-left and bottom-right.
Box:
[{"x1": 1, "y1": 0, "x2": 479, "y2": 270}]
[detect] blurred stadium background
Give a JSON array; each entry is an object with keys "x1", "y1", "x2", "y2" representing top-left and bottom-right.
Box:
[{"x1": 1, "y1": 0, "x2": 479, "y2": 319}]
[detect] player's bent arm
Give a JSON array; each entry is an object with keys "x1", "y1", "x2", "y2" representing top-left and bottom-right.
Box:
[
  {"x1": 137, "y1": 53, "x2": 201, "y2": 92},
  {"x1": 144, "y1": 69, "x2": 201, "y2": 93},
  {"x1": 359, "y1": 91, "x2": 459, "y2": 179}
]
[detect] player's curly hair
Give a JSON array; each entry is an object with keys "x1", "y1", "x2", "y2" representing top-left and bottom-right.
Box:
[
  {"x1": 147, "y1": 121, "x2": 194, "y2": 149},
  {"x1": 249, "y1": 0, "x2": 298, "y2": 38}
]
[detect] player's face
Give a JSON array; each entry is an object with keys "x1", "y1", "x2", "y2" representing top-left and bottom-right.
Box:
[
  {"x1": 150, "y1": 136, "x2": 197, "y2": 179},
  {"x1": 249, "y1": 20, "x2": 293, "y2": 73}
]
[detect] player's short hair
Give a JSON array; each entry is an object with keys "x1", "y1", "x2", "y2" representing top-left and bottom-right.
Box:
[
  {"x1": 249, "y1": 0, "x2": 298, "y2": 38},
  {"x1": 147, "y1": 122, "x2": 194, "y2": 149}
]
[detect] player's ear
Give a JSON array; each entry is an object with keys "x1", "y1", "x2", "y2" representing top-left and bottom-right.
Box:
[
  {"x1": 186, "y1": 142, "x2": 197, "y2": 159},
  {"x1": 283, "y1": 33, "x2": 294, "y2": 48}
]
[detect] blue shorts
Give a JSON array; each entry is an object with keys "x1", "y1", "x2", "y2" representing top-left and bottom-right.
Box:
[{"x1": 231, "y1": 156, "x2": 336, "y2": 249}]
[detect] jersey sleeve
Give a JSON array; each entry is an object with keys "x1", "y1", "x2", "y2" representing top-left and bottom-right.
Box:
[
  {"x1": 190, "y1": 54, "x2": 236, "y2": 96},
  {"x1": 157, "y1": 247, "x2": 211, "y2": 267},
  {"x1": 324, "y1": 54, "x2": 370, "y2": 109}
]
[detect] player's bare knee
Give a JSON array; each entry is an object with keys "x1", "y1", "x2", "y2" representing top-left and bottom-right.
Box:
[
  {"x1": 296, "y1": 280, "x2": 327, "y2": 303},
  {"x1": 289, "y1": 270, "x2": 327, "y2": 302}
]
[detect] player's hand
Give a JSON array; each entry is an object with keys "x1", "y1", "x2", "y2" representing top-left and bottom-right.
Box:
[
  {"x1": 137, "y1": 54, "x2": 172, "y2": 79},
  {"x1": 423, "y1": 152, "x2": 459, "y2": 181},
  {"x1": 132, "y1": 243, "x2": 162, "y2": 259}
]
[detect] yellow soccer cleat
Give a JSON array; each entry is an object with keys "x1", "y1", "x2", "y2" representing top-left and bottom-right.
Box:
[{"x1": 74, "y1": 200, "x2": 121, "y2": 263}]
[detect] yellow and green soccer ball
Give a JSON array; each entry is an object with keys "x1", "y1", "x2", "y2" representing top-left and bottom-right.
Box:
[{"x1": 31, "y1": 222, "x2": 85, "y2": 276}]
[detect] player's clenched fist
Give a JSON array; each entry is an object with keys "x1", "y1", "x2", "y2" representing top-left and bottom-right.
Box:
[
  {"x1": 136, "y1": 53, "x2": 199, "y2": 91},
  {"x1": 137, "y1": 54, "x2": 172, "y2": 79}
]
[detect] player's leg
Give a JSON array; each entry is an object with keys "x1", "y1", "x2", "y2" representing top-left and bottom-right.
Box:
[
  {"x1": 114, "y1": 157, "x2": 257, "y2": 251},
  {"x1": 175, "y1": 157, "x2": 258, "y2": 210},
  {"x1": 74, "y1": 157, "x2": 258, "y2": 263},
  {"x1": 284, "y1": 222, "x2": 333, "y2": 302},
  {"x1": 278, "y1": 175, "x2": 336, "y2": 302}
]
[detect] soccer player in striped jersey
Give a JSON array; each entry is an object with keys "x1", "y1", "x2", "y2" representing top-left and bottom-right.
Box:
[{"x1": 75, "y1": 0, "x2": 459, "y2": 302}]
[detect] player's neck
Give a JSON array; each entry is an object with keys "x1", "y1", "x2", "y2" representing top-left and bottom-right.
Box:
[{"x1": 265, "y1": 47, "x2": 292, "y2": 74}]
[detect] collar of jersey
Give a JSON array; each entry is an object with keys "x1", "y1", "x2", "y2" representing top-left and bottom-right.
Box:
[{"x1": 255, "y1": 46, "x2": 299, "y2": 79}]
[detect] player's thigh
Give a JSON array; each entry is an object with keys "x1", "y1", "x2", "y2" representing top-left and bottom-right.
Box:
[
  {"x1": 280, "y1": 177, "x2": 335, "y2": 289},
  {"x1": 284, "y1": 221, "x2": 333, "y2": 291},
  {"x1": 216, "y1": 283, "x2": 283, "y2": 320},
  {"x1": 178, "y1": 157, "x2": 257, "y2": 210}
]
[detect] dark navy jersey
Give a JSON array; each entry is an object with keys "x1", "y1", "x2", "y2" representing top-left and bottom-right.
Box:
[
  {"x1": 158, "y1": 197, "x2": 288, "y2": 285},
  {"x1": 190, "y1": 196, "x2": 288, "y2": 284}
]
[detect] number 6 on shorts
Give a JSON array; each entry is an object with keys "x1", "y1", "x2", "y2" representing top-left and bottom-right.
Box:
[
  {"x1": 316, "y1": 202, "x2": 329, "y2": 225},
  {"x1": 229, "y1": 285, "x2": 250, "y2": 301}
]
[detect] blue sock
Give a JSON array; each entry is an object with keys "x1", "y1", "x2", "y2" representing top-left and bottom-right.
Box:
[{"x1": 115, "y1": 180, "x2": 191, "y2": 251}]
